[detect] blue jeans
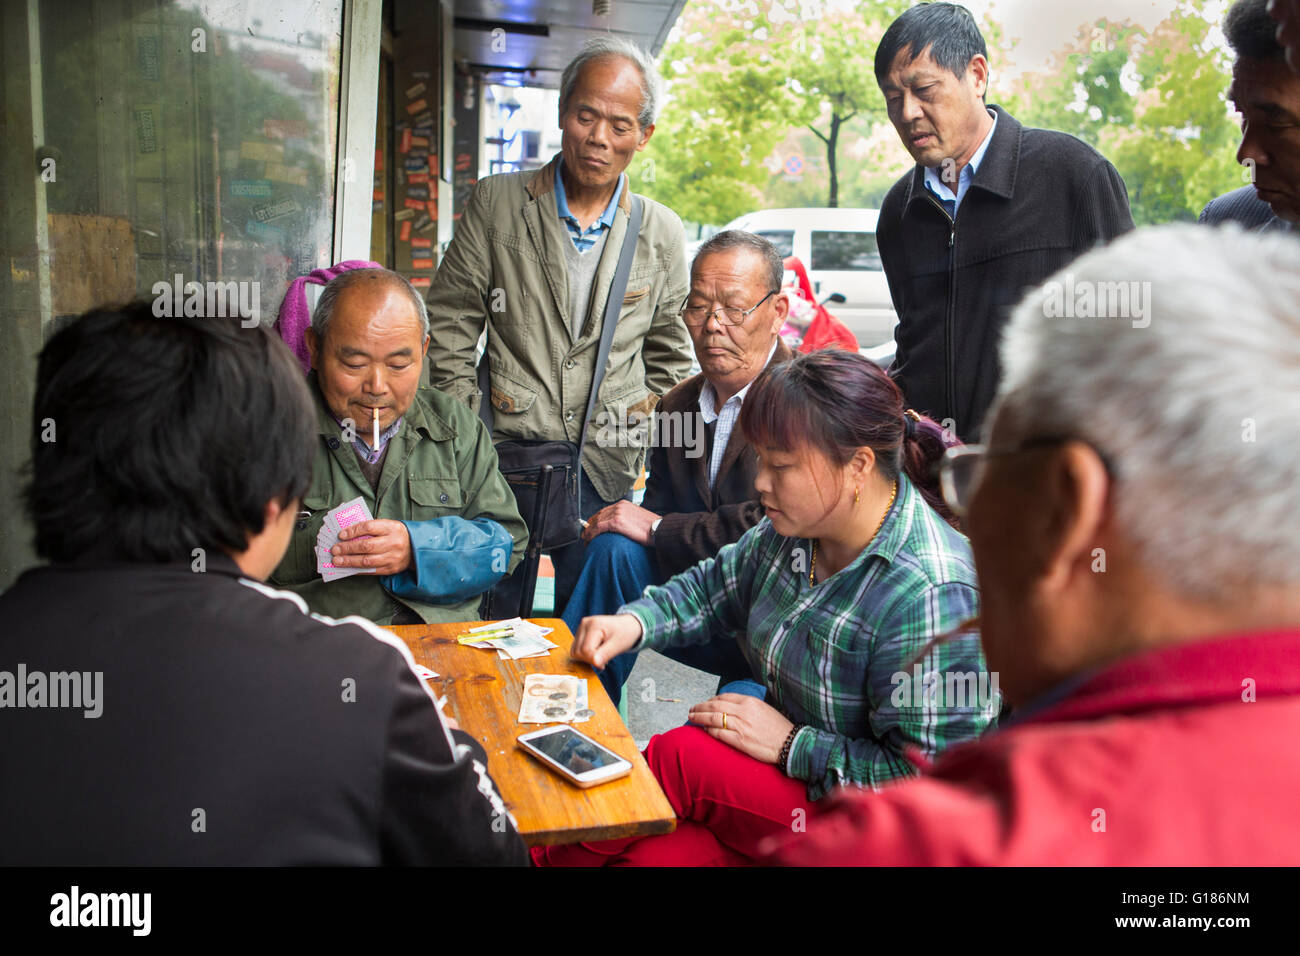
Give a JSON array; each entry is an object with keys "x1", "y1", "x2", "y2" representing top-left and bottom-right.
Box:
[
  {"x1": 563, "y1": 532, "x2": 753, "y2": 703},
  {"x1": 490, "y1": 471, "x2": 626, "y2": 618},
  {"x1": 716, "y1": 680, "x2": 767, "y2": 700}
]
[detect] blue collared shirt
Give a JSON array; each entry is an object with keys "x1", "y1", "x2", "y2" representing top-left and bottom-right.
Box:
[
  {"x1": 554, "y1": 159, "x2": 624, "y2": 252},
  {"x1": 923, "y1": 109, "x2": 998, "y2": 218}
]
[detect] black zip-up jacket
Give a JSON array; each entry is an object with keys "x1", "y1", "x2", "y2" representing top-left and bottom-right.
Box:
[
  {"x1": 0, "y1": 555, "x2": 528, "y2": 865},
  {"x1": 878, "y1": 105, "x2": 1134, "y2": 441}
]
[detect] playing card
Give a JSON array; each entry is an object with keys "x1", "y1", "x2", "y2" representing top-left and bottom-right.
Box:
[
  {"x1": 316, "y1": 497, "x2": 376, "y2": 581},
  {"x1": 331, "y1": 496, "x2": 373, "y2": 531}
]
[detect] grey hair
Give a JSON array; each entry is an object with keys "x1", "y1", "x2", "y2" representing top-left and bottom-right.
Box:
[
  {"x1": 311, "y1": 268, "x2": 429, "y2": 340},
  {"x1": 559, "y1": 36, "x2": 662, "y2": 129},
  {"x1": 694, "y1": 230, "x2": 785, "y2": 292},
  {"x1": 991, "y1": 223, "x2": 1300, "y2": 599}
]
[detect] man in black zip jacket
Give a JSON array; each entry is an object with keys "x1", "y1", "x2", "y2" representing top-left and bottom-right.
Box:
[
  {"x1": 0, "y1": 302, "x2": 527, "y2": 866},
  {"x1": 874, "y1": 3, "x2": 1133, "y2": 442}
]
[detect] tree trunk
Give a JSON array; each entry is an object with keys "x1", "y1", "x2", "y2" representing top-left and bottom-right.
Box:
[{"x1": 826, "y1": 113, "x2": 840, "y2": 208}]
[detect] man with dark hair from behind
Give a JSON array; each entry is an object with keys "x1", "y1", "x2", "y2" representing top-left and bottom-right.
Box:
[
  {"x1": 873, "y1": 1, "x2": 1133, "y2": 443},
  {"x1": 0, "y1": 303, "x2": 527, "y2": 865},
  {"x1": 1200, "y1": 0, "x2": 1298, "y2": 230}
]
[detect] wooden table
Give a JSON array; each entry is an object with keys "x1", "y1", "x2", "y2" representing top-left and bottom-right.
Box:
[{"x1": 385, "y1": 618, "x2": 676, "y2": 847}]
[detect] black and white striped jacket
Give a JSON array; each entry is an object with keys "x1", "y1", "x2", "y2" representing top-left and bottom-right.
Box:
[{"x1": 0, "y1": 554, "x2": 527, "y2": 865}]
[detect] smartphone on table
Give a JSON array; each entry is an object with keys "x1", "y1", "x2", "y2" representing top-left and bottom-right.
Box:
[{"x1": 516, "y1": 725, "x2": 633, "y2": 788}]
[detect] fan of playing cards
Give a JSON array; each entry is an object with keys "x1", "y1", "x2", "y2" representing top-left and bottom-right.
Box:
[{"x1": 316, "y1": 496, "x2": 378, "y2": 581}]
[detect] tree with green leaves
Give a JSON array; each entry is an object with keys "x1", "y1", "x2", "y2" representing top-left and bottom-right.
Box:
[
  {"x1": 635, "y1": 3, "x2": 798, "y2": 227},
  {"x1": 998, "y1": 2, "x2": 1244, "y2": 225},
  {"x1": 645, "y1": 0, "x2": 1244, "y2": 228},
  {"x1": 1105, "y1": 10, "x2": 1245, "y2": 224},
  {"x1": 772, "y1": 0, "x2": 904, "y2": 208},
  {"x1": 639, "y1": 0, "x2": 905, "y2": 224}
]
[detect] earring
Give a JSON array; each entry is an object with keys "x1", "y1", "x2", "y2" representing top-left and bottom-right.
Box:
[{"x1": 854, "y1": 486, "x2": 861, "y2": 506}]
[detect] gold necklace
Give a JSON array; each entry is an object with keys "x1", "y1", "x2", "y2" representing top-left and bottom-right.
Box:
[{"x1": 809, "y1": 480, "x2": 898, "y2": 586}]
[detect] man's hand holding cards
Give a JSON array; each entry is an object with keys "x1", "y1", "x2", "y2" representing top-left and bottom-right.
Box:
[
  {"x1": 316, "y1": 498, "x2": 369, "y2": 580},
  {"x1": 315, "y1": 496, "x2": 414, "y2": 581},
  {"x1": 331, "y1": 518, "x2": 413, "y2": 576}
]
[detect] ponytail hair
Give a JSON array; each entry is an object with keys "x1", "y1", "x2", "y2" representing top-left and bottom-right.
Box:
[{"x1": 739, "y1": 349, "x2": 962, "y2": 526}]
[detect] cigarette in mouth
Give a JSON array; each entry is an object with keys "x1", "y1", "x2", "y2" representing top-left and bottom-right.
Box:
[{"x1": 373, "y1": 406, "x2": 379, "y2": 449}]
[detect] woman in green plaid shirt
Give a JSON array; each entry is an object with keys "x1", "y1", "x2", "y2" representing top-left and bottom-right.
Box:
[{"x1": 536, "y1": 350, "x2": 997, "y2": 866}]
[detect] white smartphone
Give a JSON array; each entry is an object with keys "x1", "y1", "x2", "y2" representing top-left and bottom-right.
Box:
[{"x1": 516, "y1": 725, "x2": 633, "y2": 788}]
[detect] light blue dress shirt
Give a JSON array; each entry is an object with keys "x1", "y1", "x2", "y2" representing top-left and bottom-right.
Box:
[
  {"x1": 922, "y1": 109, "x2": 998, "y2": 217},
  {"x1": 554, "y1": 159, "x2": 624, "y2": 252}
]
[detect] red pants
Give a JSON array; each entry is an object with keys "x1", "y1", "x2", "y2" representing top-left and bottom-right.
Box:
[{"x1": 532, "y1": 725, "x2": 810, "y2": 866}]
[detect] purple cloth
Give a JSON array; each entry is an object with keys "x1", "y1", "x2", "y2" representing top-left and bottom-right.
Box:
[{"x1": 275, "y1": 260, "x2": 383, "y2": 373}]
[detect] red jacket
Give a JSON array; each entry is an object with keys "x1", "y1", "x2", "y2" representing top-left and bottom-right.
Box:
[{"x1": 768, "y1": 629, "x2": 1300, "y2": 865}]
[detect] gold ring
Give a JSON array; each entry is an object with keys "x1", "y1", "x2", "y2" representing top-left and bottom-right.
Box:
[{"x1": 721, "y1": 712, "x2": 728, "y2": 731}]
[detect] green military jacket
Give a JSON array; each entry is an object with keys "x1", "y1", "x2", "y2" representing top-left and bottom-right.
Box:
[
  {"x1": 424, "y1": 154, "x2": 693, "y2": 503},
  {"x1": 269, "y1": 374, "x2": 527, "y2": 625}
]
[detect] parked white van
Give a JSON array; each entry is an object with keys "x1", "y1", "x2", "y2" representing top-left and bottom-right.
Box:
[{"x1": 703, "y1": 207, "x2": 898, "y2": 348}]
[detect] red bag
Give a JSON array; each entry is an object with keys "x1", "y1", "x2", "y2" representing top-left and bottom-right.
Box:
[{"x1": 782, "y1": 256, "x2": 859, "y2": 354}]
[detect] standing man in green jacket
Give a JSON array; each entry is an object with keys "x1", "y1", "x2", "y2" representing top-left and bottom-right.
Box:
[
  {"x1": 270, "y1": 268, "x2": 527, "y2": 625},
  {"x1": 425, "y1": 37, "x2": 693, "y2": 616}
]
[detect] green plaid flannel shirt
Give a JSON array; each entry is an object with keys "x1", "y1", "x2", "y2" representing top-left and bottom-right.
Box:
[{"x1": 622, "y1": 475, "x2": 997, "y2": 800}]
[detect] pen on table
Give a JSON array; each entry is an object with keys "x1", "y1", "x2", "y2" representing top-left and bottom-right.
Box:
[
  {"x1": 456, "y1": 627, "x2": 515, "y2": 644},
  {"x1": 372, "y1": 406, "x2": 379, "y2": 450}
]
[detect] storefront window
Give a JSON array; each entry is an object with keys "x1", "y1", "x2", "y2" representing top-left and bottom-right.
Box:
[{"x1": 1, "y1": 0, "x2": 345, "y2": 587}]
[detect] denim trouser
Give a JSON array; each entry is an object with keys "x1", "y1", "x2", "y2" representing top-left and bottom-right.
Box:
[
  {"x1": 490, "y1": 471, "x2": 627, "y2": 618},
  {"x1": 561, "y1": 531, "x2": 754, "y2": 703}
]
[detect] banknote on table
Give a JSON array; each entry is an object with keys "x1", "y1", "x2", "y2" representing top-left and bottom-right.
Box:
[
  {"x1": 501, "y1": 619, "x2": 557, "y2": 659},
  {"x1": 462, "y1": 617, "x2": 558, "y2": 660},
  {"x1": 518, "y1": 674, "x2": 593, "y2": 724},
  {"x1": 492, "y1": 631, "x2": 558, "y2": 660}
]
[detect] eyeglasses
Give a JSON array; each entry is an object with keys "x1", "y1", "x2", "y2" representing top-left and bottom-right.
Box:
[
  {"x1": 938, "y1": 436, "x2": 1117, "y2": 518},
  {"x1": 677, "y1": 290, "x2": 778, "y2": 327}
]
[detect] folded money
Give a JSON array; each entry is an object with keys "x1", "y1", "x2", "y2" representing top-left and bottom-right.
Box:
[
  {"x1": 518, "y1": 674, "x2": 593, "y2": 724},
  {"x1": 461, "y1": 618, "x2": 558, "y2": 660}
]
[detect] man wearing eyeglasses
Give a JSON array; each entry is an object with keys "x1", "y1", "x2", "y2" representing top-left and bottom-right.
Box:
[
  {"x1": 563, "y1": 230, "x2": 794, "y2": 704},
  {"x1": 767, "y1": 224, "x2": 1300, "y2": 865}
]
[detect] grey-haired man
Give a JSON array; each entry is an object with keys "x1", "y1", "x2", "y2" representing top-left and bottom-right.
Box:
[
  {"x1": 425, "y1": 37, "x2": 693, "y2": 617},
  {"x1": 270, "y1": 267, "x2": 527, "y2": 625}
]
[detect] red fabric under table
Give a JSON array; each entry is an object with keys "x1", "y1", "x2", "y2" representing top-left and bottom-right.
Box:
[{"x1": 533, "y1": 724, "x2": 811, "y2": 866}]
